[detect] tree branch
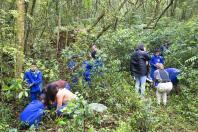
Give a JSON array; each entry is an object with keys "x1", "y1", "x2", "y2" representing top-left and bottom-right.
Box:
[
  {"x1": 94, "y1": 0, "x2": 128, "y2": 42},
  {"x1": 87, "y1": 10, "x2": 105, "y2": 32},
  {"x1": 144, "y1": 0, "x2": 174, "y2": 29}
]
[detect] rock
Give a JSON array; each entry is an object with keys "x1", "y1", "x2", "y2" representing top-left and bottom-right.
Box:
[{"x1": 89, "y1": 103, "x2": 107, "y2": 113}]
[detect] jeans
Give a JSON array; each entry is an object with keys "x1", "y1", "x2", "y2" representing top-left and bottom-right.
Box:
[{"x1": 134, "y1": 75, "x2": 147, "y2": 97}]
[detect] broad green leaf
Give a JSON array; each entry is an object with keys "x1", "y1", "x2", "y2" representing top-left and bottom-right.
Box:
[
  {"x1": 25, "y1": 91, "x2": 28, "y2": 97},
  {"x1": 57, "y1": 120, "x2": 67, "y2": 125},
  {"x1": 18, "y1": 92, "x2": 23, "y2": 99}
]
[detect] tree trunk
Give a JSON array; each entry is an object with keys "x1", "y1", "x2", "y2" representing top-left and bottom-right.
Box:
[
  {"x1": 15, "y1": 0, "x2": 25, "y2": 78},
  {"x1": 24, "y1": 0, "x2": 37, "y2": 56},
  {"x1": 170, "y1": 0, "x2": 177, "y2": 17}
]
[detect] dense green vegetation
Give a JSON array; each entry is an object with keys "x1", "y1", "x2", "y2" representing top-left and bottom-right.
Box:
[{"x1": 0, "y1": 0, "x2": 198, "y2": 131}]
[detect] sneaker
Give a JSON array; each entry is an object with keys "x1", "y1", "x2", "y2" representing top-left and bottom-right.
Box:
[{"x1": 146, "y1": 78, "x2": 153, "y2": 83}]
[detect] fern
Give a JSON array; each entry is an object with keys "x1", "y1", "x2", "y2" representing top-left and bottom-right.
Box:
[{"x1": 185, "y1": 55, "x2": 198, "y2": 64}]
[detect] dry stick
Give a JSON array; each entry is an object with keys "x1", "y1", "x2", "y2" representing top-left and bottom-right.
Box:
[{"x1": 144, "y1": 0, "x2": 174, "y2": 29}]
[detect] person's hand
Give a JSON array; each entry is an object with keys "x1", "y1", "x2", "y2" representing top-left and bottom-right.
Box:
[
  {"x1": 155, "y1": 63, "x2": 160, "y2": 68},
  {"x1": 29, "y1": 83, "x2": 34, "y2": 88}
]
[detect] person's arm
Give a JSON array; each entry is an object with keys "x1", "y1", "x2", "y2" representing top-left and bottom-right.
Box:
[
  {"x1": 23, "y1": 72, "x2": 34, "y2": 87},
  {"x1": 56, "y1": 94, "x2": 63, "y2": 110},
  {"x1": 150, "y1": 56, "x2": 157, "y2": 68},
  {"x1": 160, "y1": 56, "x2": 165, "y2": 64},
  {"x1": 154, "y1": 70, "x2": 158, "y2": 85},
  {"x1": 33, "y1": 71, "x2": 43, "y2": 85},
  {"x1": 143, "y1": 52, "x2": 150, "y2": 61}
]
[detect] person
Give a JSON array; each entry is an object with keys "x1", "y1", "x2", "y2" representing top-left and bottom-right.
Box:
[
  {"x1": 130, "y1": 44, "x2": 150, "y2": 98},
  {"x1": 165, "y1": 68, "x2": 181, "y2": 94},
  {"x1": 160, "y1": 43, "x2": 169, "y2": 56},
  {"x1": 20, "y1": 94, "x2": 46, "y2": 129},
  {"x1": 67, "y1": 55, "x2": 80, "y2": 86},
  {"x1": 45, "y1": 84, "x2": 77, "y2": 113},
  {"x1": 24, "y1": 62, "x2": 43, "y2": 101},
  {"x1": 91, "y1": 44, "x2": 99, "y2": 59},
  {"x1": 150, "y1": 48, "x2": 164, "y2": 80},
  {"x1": 50, "y1": 79, "x2": 71, "y2": 91},
  {"x1": 82, "y1": 54, "x2": 93, "y2": 88},
  {"x1": 91, "y1": 45, "x2": 104, "y2": 82},
  {"x1": 154, "y1": 64, "x2": 173, "y2": 105}
]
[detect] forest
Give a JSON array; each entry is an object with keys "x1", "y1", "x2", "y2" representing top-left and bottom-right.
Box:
[{"x1": 0, "y1": 0, "x2": 198, "y2": 131}]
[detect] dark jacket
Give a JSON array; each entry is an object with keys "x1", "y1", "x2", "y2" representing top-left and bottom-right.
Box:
[{"x1": 130, "y1": 49, "x2": 150, "y2": 76}]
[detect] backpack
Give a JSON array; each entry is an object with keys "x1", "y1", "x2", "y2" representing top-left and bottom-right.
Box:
[{"x1": 156, "y1": 69, "x2": 170, "y2": 83}]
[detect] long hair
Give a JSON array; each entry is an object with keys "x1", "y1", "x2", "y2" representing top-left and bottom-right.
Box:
[{"x1": 44, "y1": 84, "x2": 59, "y2": 106}]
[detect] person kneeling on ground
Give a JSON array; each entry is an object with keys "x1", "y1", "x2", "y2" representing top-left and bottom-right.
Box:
[
  {"x1": 165, "y1": 68, "x2": 181, "y2": 94},
  {"x1": 20, "y1": 94, "x2": 46, "y2": 129},
  {"x1": 45, "y1": 84, "x2": 77, "y2": 115},
  {"x1": 154, "y1": 64, "x2": 173, "y2": 105},
  {"x1": 49, "y1": 79, "x2": 71, "y2": 91}
]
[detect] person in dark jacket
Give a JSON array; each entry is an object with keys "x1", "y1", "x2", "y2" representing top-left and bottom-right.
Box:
[
  {"x1": 130, "y1": 44, "x2": 150, "y2": 98},
  {"x1": 150, "y1": 49, "x2": 164, "y2": 80},
  {"x1": 24, "y1": 62, "x2": 43, "y2": 101}
]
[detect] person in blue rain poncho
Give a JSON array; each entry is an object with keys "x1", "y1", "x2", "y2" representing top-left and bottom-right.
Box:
[
  {"x1": 82, "y1": 45, "x2": 104, "y2": 88},
  {"x1": 67, "y1": 55, "x2": 81, "y2": 86},
  {"x1": 165, "y1": 68, "x2": 181, "y2": 94},
  {"x1": 150, "y1": 49, "x2": 164, "y2": 81},
  {"x1": 24, "y1": 62, "x2": 43, "y2": 101},
  {"x1": 20, "y1": 94, "x2": 46, "y2": 129},
  {"x1": 82, "y1": 55, "x2": 93, "y2": 87}
]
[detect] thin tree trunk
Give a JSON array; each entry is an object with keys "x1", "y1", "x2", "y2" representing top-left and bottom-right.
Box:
[
  {"x1": 56, "y1": 0, "x2": 60, "y2": 56},
  {"x1": 24, "y1": 0, "x2": 37, "y2": 56},
  {"x1": 15, "y1": 0, "x2": 25, "y2": 78},
  {"x1": 171, "y1": 0, "x2": 177, "y2": 17}
]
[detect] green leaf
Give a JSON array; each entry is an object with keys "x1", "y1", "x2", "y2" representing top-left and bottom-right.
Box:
[
  {"x1": 57, "y1": 120, "x2": 67, "y2": 126},
  {"x1": 18, "y1": 92, "x2": 23, "y2": 99},
  {"x1": 25, "y1": 91, "x2": 28, "y2": 97},
  {"x1": 83, "y1": 0, "x2": 92, "y2": 9},
  {"x1": 88, "y1": 127, "x2": 95, "y2": 132}
]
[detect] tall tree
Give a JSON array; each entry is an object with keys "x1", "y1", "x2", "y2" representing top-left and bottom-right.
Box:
[{"x1": 15, "y1": 0, "x2": 25, "y2": 78}]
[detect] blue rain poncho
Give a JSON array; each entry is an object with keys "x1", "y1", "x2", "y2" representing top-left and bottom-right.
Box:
[{"x1": 20, "y1": 100, "x2": 45, "y2": 127}]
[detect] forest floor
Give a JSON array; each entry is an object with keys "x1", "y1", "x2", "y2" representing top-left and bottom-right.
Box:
[
  {"x1": 144, "y1": 86, "x2": 197, "y2": 132},
  {"x1": 1, "y1": 84, "x2": 198, "y2": 131}
]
